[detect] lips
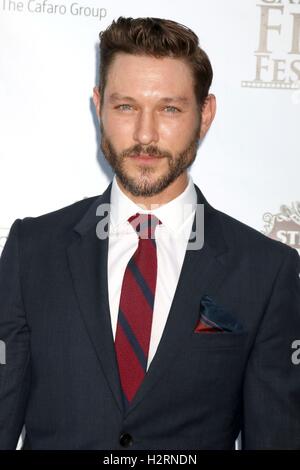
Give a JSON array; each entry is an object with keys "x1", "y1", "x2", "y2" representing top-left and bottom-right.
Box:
[
  {"x1": 129, "y1": 154, "x2": 165, "y2": 161},
  {"x1": 130, "y1": 154, "x2": 158, "y2": 158}
]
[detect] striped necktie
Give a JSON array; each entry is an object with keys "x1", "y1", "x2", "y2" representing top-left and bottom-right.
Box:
[{"x1": 114, "y1": 212, "x2": 162, "y2": 409}]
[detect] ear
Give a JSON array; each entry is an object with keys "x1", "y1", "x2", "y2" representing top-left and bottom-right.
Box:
[
  {"x1": 92, "y1": 86, "x2": 101, "y2": 119},
  {"x1": 199, "y1": 94, "x2": 216, "y2": 140}
]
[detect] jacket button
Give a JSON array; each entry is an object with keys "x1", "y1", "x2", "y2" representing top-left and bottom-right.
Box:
[{"x1": 119, "y1": 432, "x2": 133, "y2": 447}]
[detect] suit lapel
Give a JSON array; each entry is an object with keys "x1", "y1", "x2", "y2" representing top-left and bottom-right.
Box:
[
  {"x1": 67, "y1": 180, "x2": 230, "y2": 418},
  {"x1": 67, "y1": 182, "x2": 125, "y2": 414}
]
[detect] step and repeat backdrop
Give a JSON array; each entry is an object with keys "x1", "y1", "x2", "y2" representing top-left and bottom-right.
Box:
[{"x1": 0, "y1": 0, "x2": 299, "y2": 449}]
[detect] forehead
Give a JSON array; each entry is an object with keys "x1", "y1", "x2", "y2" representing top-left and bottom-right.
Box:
[{"x1": 104, "y1": 53, "x2": 195, "y2": 101}]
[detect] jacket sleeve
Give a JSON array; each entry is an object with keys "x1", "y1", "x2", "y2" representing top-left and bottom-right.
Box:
[
  {"x1": 0, "y1": 219, "x2": 31, "y2": 449},
  {"x1": 241, "y1": 247, "x2": 300, "y2": 449}
]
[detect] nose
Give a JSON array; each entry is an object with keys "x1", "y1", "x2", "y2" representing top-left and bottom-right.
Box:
[{"x1": 133, "y1": 110, "x2": 159, "y2": 145}]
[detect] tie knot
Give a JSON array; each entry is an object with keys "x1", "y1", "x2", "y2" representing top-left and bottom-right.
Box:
[{"x1": 128, "y1": 213, "x2": 162, "y2": 240}]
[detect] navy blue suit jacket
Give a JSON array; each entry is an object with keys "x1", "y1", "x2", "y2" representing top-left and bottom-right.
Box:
[{"x1": 0, "y1": 182, "x2": 299, "y2": 449}]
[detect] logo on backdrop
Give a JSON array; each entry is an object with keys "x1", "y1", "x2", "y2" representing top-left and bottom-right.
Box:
[
  {"x1": 262, "y1": 201, "x2": 300, "y2": 254},
  {"x1": 242, "y1": 0, "x2": 300, "y2": 91},
  {"x1": 0, "y1": 0, "x2": 107, "y2": 21}
]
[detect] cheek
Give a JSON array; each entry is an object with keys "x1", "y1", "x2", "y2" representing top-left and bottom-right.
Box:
[
  {"x1": 159, "y1": 120, "x2": 181, "y2": 139},
  {"x1": 102, "y1": 115, "x2": 134, "y2": 151},
  {"x1": 159, "y1": 116, "x2": 197, "y2": 144},
  {"x1": 104, "y1": 113, "x2": 134, "y2": 137}
]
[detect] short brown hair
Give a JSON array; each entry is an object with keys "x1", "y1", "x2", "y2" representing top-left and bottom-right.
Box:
[{"x1": 98, "y1": 17, "x2": 213, "y2": 109}]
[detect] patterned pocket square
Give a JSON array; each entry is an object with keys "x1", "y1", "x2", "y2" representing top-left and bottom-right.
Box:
[{"x1": 194, "y1": 295, "x2": 244, "y2": 333}]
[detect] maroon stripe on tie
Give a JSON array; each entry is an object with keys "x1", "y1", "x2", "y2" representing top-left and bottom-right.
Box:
[
  {"x1": 114, "y1": 322, "x2": 145, "y2": 402},
  {"x1": 119, "y1": 267, "x2": 153, "y2": 355},
  {"x1": 131, "y1": 241, "x2": 158, "y2": 296}
]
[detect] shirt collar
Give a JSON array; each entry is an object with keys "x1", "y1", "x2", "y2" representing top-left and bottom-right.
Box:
[{"x1": 109, "y1": 173, "x2": 197, "y2": 235}]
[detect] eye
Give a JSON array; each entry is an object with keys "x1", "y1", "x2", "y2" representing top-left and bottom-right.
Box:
[
  {"x1": 164, "y1": 106, "x2": 180, "y2": 113},
  {"x1": 116, "y1": 104, "x2": 133, "y2": 111}
]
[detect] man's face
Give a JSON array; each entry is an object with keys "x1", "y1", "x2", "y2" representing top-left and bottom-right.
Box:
[{"x1": 94, "y1": 53, "x2": 203, "y2": 197}]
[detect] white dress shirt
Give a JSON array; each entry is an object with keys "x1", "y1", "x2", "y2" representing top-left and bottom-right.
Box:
[{"x1": 108, "y1": 173, "x2": 197, "y2": 371}]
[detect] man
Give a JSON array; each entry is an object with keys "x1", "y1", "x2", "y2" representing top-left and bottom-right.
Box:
[{"x1": 0, "y1": 17, "x2": 299, "y2": 450}]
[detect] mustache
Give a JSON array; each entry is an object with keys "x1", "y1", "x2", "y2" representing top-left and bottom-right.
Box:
[{"x1": 121, "y1": 144, "x2": 172, "y2": 159}]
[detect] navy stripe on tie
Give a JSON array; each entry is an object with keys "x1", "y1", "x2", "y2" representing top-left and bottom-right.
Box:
[
  {"x1": 132, "y1": 217, "x2": 160, "y2": 239},
  {"x1": 151, "y1": 238, "x2": 157, "y2": 249},
  {"x1": 118, "y1": 308, "x2": 148, "y2": 371},
  {"x1": 137, "y1": 220, "x2": 151, "y2": 236},
  {"x1": 128, "y1": 258, "x2": 155, "y2": 310}
]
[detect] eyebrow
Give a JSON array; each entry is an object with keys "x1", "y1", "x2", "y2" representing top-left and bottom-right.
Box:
[{"x1": 108, "y1": 93, "x2": 190, "y2": 105}]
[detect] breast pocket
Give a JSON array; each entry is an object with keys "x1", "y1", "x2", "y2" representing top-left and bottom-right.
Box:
[{"x1": 189, "y1": 330, "x2": 248, "y2": 350}]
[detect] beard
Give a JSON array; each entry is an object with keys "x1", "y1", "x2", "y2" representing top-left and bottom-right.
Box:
[{"x1": 99, "y1": 119, "x2": 201, "y2": 197}]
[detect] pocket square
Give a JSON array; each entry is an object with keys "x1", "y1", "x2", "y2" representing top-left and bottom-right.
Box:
[{"x1": 194, "y1": 295, "x2": 244, "y2": 333}]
